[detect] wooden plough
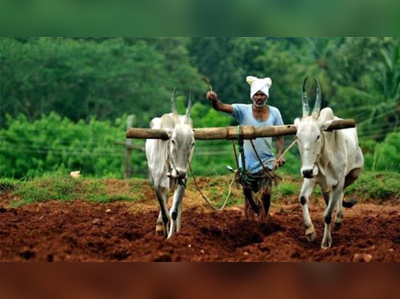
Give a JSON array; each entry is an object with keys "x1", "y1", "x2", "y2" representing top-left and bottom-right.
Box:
[{"x1": 126, "y1": 119, "x2": 356, "y2": 140}]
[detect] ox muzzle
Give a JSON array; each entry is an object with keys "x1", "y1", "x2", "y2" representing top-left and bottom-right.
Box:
[
  {"x1": 301, "y1": 165, "x2": 319, "y2": 179},
  {"x1": 168, "y1": 168, "x2": 187, "y2": 180}
]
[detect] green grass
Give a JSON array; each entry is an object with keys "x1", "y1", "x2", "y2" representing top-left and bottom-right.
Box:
[
  {"x1": 1, "y1": 171, "x2": 399, "y2": 207},
  {"x1": 0, "y1": 178, "x2": 17, "y2": 194},
  {"x1": 346, "y1": 172, "x2": 400, "y2": 201},
  {"x1": 11, "y1": 176, "x2": 83, "y2": 206},
  {"x1": 275, "y1": 181, "x2": 299, "y2": 198},
  {"x1": 1, "y1": 174, "x2": 141, "y2": 207}
]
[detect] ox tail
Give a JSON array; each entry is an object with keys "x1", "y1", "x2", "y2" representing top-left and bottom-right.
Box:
[{"x1": 343, "y1": 198, "x2": 357, "y2": 208}]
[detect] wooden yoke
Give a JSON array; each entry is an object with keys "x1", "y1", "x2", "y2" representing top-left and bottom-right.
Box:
[{"x1": 126, "y1": 119, "x2": 356, "y2": 140}]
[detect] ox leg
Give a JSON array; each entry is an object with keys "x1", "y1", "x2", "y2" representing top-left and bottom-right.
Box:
[
  {"x1": 177, "y1": 200, "x2": 183, "y2": 232},
  {"x1": 299, "y1": 179, "x2": 317, "y2": 242},
  {"x1": 334, "y1": 192, "x2": 345, "y2": 231},
  {"x1": 322, "y1": 185, "x2": 344, "y2": 249},
  {"x1": 155, "y1": 188, "x2": 169, "y2": 238},
  {"x1": 168, "y1": 183, "x2": 185, "y2": 239},
  {"x1": 344, "y1": 167, "x2": 362, "y2": 189},
  {"x1": 322, "y1": 191, "x2": 330, "y2": 206}
]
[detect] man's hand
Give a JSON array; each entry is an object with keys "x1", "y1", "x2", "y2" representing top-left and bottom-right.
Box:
[
  {"x1": 206, "y1": 91, "x2": 218, "y2": 101},
  {"x1": 276, "y1": 156, "x2": 286, "y2": 167},
  {"x1": 205, "y1": 91, "x2": 234, "y2": 114}
]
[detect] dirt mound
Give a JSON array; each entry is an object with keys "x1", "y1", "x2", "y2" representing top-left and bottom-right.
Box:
[{"x1": 1, "y1": 195, "x2": 399, "y2": 261}]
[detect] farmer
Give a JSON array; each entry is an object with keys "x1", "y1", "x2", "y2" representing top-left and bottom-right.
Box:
[{"x1": 206, "y1": 76, "x2": 285, "y2": 220}]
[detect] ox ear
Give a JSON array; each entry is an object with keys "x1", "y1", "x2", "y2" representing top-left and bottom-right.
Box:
[
  {"x1": 294, "y1": 118, "x2": 301, "y2": 128},
  {"x1": 320, "y1": 120, "x2": 333, "y2": 131}
]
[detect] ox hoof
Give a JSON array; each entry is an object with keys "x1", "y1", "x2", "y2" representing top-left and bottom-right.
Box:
[
  {"x1": 321, "y1": 239, "x2": 332, "y2": 250},
  {"x1": 155, "y1": 225, "x2": 166, "y2": 237},
  {"x1": 167, "y1": 231, "x2": 176, "y2": 240},
  {"x1": 334, "y1": 222, "x2": 342, "y2": 231},
  {"x1": 305, "y1": 228, "x2": 317, "y2": 243}
]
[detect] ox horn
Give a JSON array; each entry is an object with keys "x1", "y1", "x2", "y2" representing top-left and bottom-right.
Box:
[
  {"x1": 171, "y1": 88, "x2": 180, "y2": 123},
  {"x1": 185, "y1": 90, "x2": 193, "y2": 124},
  {"x1": 312, "y1": 78, "x2": 322, "y2": 118},
  {"x1": 302, "y1": 77, "x2": 310, "y2": 117}
]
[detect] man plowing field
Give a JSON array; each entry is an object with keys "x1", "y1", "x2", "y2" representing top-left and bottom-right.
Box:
[{"x1": 206, "y1": 76, "x2": 286, "y2": 221}]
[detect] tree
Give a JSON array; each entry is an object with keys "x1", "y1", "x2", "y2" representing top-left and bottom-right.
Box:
[
  {"x1": 332, "y1": 38, "x2": 400, "y2": 140},
  {"x1": 0, "y1": 37, "x2": 204, "y2": 128}
]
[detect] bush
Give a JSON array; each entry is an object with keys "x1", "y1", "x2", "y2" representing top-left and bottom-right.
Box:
[
  {"x1": 0, "y1": 113, "x2": 129, "y2": 178},
  {"x1": 1, "y1": 112, "x2": 398, "y2": 179},
  {"x1": 361, "y1": 132, "x2": 400, "y2": 173},
  {"x1": 346, "y1": 172, "x2": 400, "y2": 200}
]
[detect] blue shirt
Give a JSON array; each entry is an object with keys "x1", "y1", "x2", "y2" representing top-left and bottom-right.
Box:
[{"x1": 232, "y1": 104, "x2": 284, "y2": 173}]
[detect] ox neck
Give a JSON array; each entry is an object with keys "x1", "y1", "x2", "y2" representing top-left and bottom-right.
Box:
[
  {"x1": 167, "y1": 140, "x2": 177, "y2": 174},
  {"x1": 317, "y1": 130, "x2": 332, "y2": 166}
]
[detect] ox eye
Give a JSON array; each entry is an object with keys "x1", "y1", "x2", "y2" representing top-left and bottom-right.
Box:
[{"x1": 317, "y1": 135, "x2": 320, "y2": 140}]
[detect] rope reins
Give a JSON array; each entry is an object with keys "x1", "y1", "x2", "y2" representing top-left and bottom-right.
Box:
[
  {"x1": 189, "y1": 162, "x2": 236, "y2": 211},
  {"x1": 188, "y1": 126, "x2": 298, "y2": 211}
]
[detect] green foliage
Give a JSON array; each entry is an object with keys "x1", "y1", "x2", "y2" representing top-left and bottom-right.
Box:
[
  {"x1": 1, "y1": 37, "x2": 399, "y2": 179},
  {"x1": 0, "y1": 177, "x2": 16, "y2": 194},
  {"x1": 2, "y1": 37, "x2": 399, "y2": 137},
  {"x1": 275, "y1": 181, "x2": 298, "y2": 198},
  {"x1": 0, "y1": 113, "x2": 128, "y2": 178},
  {"x1": 346, "y1": 172, "x2": 400, "y2": 200},
  {"x1": 361, "y1": 132, "x2": 400, "y2": 172},
  {"x1": 1, "y1": 112, "x2": 398, "y2": 179},
  {"x1": 0, "y1": 37, "x2": 203, "y2": 127}
]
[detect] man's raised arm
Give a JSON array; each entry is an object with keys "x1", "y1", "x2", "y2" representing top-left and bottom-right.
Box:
[{"x1": 206, "y1": 91, "x2": 234, "y2": 114}]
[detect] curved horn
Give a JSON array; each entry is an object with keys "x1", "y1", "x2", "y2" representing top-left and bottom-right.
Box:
[
  {"x1": 312, "y1": 78, "x2": 322, "y2": 118},
  {"x1": 186, "y1": 91, "x2": 192, "y2": 117},
  {"x1": 171, "y1": 88, "x2": 180, "y2": 123},
  {"x1": 302, "y1": 77, "x2": 310, "y2": 117},
  {"x1": 185, "y1": 90, "x2": 193, "y2": 125},
  {"x1": 171, "y1": 88, "x2": 177, "y2": 115}
]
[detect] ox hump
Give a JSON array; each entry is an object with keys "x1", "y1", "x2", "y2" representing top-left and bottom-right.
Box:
[{"x1": 319, "y1": 107, "x2": 335, "y2": 122}]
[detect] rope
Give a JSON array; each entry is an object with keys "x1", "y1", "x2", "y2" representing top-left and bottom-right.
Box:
[
  {"x1": 273, "y1": 139, "x2": 298, "y2": 169},
  {"x1": 189, "y1": 162, "x2": 236, "y2": 211},
  {"x1": 249, "y1": 139, "x2": 276, "y2": 181},
  {"x1": 231, "y1": 139, "x2": 239, "y2": 169},
  {"x1": 188, "y1": 132, "x2": 298, "y2": 212}
]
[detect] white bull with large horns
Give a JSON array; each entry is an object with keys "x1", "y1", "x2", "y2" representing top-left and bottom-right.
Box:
[
  {"x1": 145, "y1": 92, "x2": 195, "y2": 239},
  {"x1": 294, "y1": 78, "x2": 364, "y2": 249}
]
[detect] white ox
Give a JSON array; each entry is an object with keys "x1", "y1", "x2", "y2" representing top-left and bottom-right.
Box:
[
  {"x1": 145, "y1": 93, "x2": 195, "y2": 239},
  {"x1": 294, "y1": 78, "x2": 364, "y2": 249}
]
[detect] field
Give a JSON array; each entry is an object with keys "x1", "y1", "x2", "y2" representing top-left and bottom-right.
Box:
[{"x1": 1, "y1": 175, "x2": 399, "y2": 262}]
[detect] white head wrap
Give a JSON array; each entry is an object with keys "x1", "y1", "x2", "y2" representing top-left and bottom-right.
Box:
[{"x1": 246, "y1": 76, "x2": 272, "y2": 99}]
